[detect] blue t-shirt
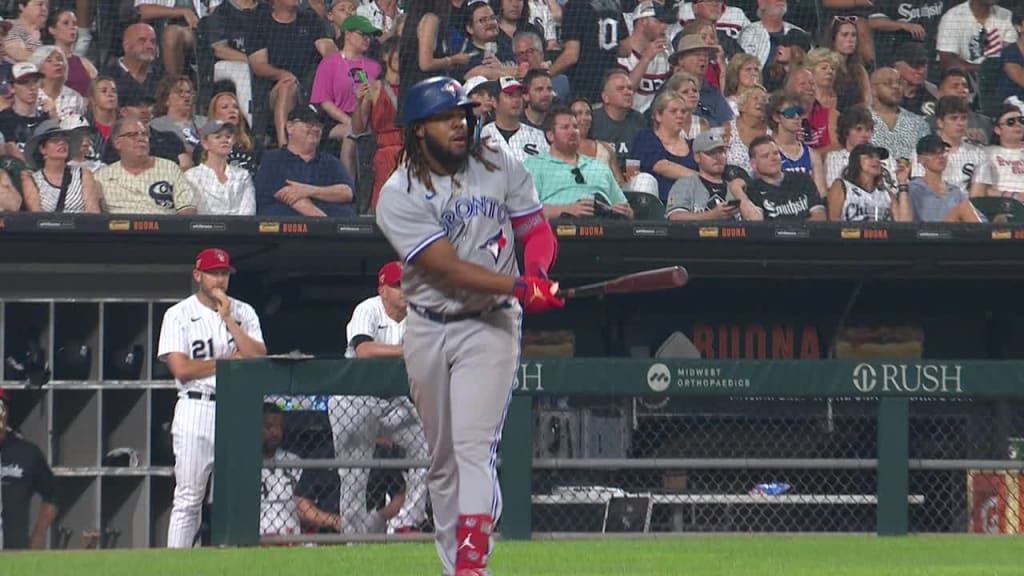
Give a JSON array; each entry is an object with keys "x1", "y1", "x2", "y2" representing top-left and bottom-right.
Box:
[
  {"x1": 254, "y1": 148, "x2": 356, "y2": 217},
  {"x1": 999, "y1": 43, "x2": 1024, "y2": 102},
  {"x1": 633, "y1": 130, "x2": 698, "y2": 203}
]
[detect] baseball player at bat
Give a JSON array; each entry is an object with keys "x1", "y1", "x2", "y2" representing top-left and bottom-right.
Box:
[
  {"x1": 158, "y1": 248, "x2": 266, "y2": 548},
  {"x1": 327, "y1": 261, "x2": 429, "y2": 535},
  {"x1": 376, "y1": 76, "x2": 563, "y2": 576}
]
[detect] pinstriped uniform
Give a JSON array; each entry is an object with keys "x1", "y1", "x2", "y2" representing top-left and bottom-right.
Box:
[
  {"x1": 260, "y1": 449, "x2": 302, "y2": 536},
  {"x1": 158, "y1": 294, "x2": 264, "y2": 548},
  {"x1": 327, "y1": 296, "x2": 429, "y2": 534},
  {"x1": 376, "y1": 143, "x2": 535, "y2": 575}
]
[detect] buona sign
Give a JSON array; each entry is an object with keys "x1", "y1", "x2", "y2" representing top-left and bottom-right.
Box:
[{"x1": 852, "y1": 363, "x2": 964, "y2": 394}]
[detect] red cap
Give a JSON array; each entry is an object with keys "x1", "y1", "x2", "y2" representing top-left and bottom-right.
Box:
[
  {"x1": 195, "y1": 248, "x2": 236, "y2": 273},
  {"x1": 378, "y1": 261, "x2": 402, "y2": 288}
]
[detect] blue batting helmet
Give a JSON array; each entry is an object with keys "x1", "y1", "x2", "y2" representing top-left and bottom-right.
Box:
[{"x1": 400, "y1": 76, "x2": 478, "y2": 126}]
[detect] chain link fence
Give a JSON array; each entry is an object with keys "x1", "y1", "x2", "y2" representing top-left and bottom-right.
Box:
[{"x1": 254, "y1": 392, "x2": 1024, "y2": 541}]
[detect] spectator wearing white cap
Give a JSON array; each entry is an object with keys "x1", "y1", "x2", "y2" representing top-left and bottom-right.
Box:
[
  {"x1": 480, "y1": 76, "x2": 549, "y2": 162},
  {"x1": 465, "y1": 76, "x2": 499, "y2": 119},
  {"x1": 31, "y1": 46, "x2": 85, "y2": 118},
  {"x1": 666, "y1": 127, "x2": 742, "y2": 220},
  {"x1": 618, "y1": 1, "x2": 672, "y2": 114},
  {"x1": 524, "y1": 106, "x2": 632, "y2": 219},
  {"x1": 0, "y1": 62, "x2": 53, "y2": 160},
  {"x1": 185, "y1": 120, "x2": 256, "y2": 216}
]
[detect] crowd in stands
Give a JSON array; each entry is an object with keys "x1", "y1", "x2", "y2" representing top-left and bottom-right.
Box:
[{"x1": 0, "y1": 0, "x2": 1022, "y2": 223}]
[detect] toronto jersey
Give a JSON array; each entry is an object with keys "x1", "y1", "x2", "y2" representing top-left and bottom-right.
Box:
[
  {"x1": 157, "y1": 294, "x2": 264, "y2": 391},
  {"x1": 345, "y1": 296, "x2": 405, "y2": 358},
  {"x1": 376, "y1": 144, "x2": 542, "y2": 315}
]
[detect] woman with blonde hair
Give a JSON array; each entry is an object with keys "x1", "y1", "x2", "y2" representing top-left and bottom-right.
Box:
[
  {"x1": 198, "y1": 91, "x2": 262, "y2": 175},
  {"x1": 725, "y1": 84, "x2": 769, "y2": 174},
  {"x1": 804, "y1": 48, "x2": 843, "y2": 113},
  {"x1": 661, "y1": 72, "x2": 709, "y2": 140},
  {"x1": 31, "y1": 45, "x2": 85, "y2": 117},
  {"x1": 724, "y1": 54, "x2": 761, "y2": 116},
  {"x1": 185, "y1": 119, "x2": 255, "y2": 216},
  {"x1": 632, "y1": 91, "x2": 698, "y2": 202}
]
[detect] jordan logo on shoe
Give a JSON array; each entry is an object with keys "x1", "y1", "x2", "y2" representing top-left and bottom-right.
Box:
[{"x1": 458, "y1": 534, "x2": 476, "y2": 551}]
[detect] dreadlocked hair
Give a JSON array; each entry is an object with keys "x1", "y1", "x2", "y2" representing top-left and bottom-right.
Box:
[{"x1": 398, "y1": 123, "x2": 499, "y2": 194}]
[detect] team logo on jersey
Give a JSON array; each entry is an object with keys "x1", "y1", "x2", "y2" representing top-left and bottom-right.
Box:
[
  {"x1": 479, "y1": 229, "x2": 507, "y2": 263},
  {"x1": 149, "y1": 181, "x2": 175, "y2": 209}
]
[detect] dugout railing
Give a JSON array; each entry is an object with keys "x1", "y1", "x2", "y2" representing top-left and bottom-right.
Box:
[{"x1": 211, "y1": 359, "x2": 1024, "y2": 545}]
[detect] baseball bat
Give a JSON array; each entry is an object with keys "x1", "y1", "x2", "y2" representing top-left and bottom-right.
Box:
[{"x1": 557, "y1": 266, "x2": 689, "y2": 299}]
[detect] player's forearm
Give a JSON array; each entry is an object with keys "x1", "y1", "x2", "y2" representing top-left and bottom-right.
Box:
[
  {"x1": 225, "y1": 320, "x2": 267, "y2": 357},
  {"x1": 30, "y1": 502, "x2": 57, "y2": 549},
  {"x1": 166, "y1": 356, "x2": 217, "y2": 381},
  {"x1": 415, "y1": 241, "x2": 518, "y2": 295},
  {"x1": 354, "y1": 341, "x2": 403, "y2": 358},
  {"x1": 296, "y1": 497, "x2": 341, "y2": 531}
]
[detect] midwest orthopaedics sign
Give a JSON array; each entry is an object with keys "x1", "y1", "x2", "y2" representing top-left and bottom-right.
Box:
[{"x1": 851, "y1": 363, "x2": 964, "y2": 394}]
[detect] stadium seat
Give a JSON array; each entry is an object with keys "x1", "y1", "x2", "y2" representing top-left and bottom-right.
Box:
[{"x1": 625, "y1": 191, "x2": 666, "y2": 220}]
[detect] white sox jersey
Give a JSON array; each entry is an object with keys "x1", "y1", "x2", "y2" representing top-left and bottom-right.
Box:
[
  {"x1": 376, "y1": 143, "x2": 542, "y2": 315},
  {"x1": 617, "y1": 49, "x2": 671, "y2": 113},
  {"x1": 480, "y1": 122, "x2": 549, "y2": 164},
  {"x1": 260, "y1": 449, "x2": 302, "y2": 536},
  {"x1": 157, "y1": 294, "x2": 264, "y2": 391},
  {"x1": 910, "y1": 140, "x2": 985, "y2": 191},
  {"x1": 345, "y1": 296, "x2": 405, "y2": 358}
]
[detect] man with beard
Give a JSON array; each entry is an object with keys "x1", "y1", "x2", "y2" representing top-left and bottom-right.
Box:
[
  {"x1": 159, "y1": 248, "x2": 266, "y2": 547},
  {"x1": 525, "y1": 106, "x2": 632, "y2": 218},
  {"x1": 666, "y1": 128, "x2": 743, "y2": 220},
  {"x1": 376, "y1": 76, "x2": 563, "y2": 576},
  {"x1": 618, "y1": 2, "x2": 673, "y2": 114},
  {"x1": 739, "y1": 0, "x2": 804, "y2": 69},
  {"x1": 458, "y1": 2, "x2": 517, "y2": 81},
  {"x1": 521, "y1": 69, "x2": 554, "y2": 129},
  {"x1": 480, "y1": 77, "x2": 549, "y2": 162},
  {"x1": 101, "y1": 23, "x2": 163, "y2": 103},
  {"x1": 870, "y1": 67, "x2": 930, "y2": 160},
  {"x1": 551, "y1": 0, "x2": 631, "y2": 102}
]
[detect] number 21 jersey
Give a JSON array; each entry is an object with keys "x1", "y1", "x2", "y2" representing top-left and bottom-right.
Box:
[{"x1": 157, "y1": 294, "x2": 264, "y2": 391}]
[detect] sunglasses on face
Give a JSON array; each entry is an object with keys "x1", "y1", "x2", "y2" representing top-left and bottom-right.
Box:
[
  {"x1": 571, "y1": 167, "x2": 585, "y2": 184},
  {"x1": 779, "y1": 105, "x2": 805, "y2": 119},
  {"x1": 1001, "y1": 116, "x2": 1024, "y2": 127},
  {"x1": 832, "y1": 15, "x2": 858, "y2": 24}
]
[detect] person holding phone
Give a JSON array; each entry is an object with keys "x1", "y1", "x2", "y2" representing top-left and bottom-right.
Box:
[
  {"x1": 310, "y1": 15, "x2": 382, "y2": 174},
  {"x1": 666, "y1": 128, "x2": 745, "y2": 221}
]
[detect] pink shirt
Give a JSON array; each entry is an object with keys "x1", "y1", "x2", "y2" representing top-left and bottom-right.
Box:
[{"x1": 309, "y1": 54, "x2": 380, "y2": 115}]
